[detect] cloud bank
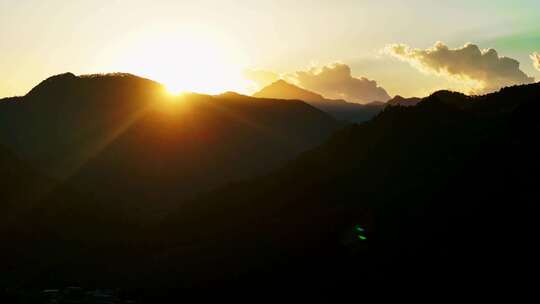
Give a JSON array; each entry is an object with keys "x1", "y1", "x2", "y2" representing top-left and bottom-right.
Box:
[
  {"x1": 285, "y1": 63, "x2": 391, "y2": 103},
  {"x1": 531, "y1": 52, "x2": 540, "y2": 71},
  {"x1": 385, "y1": 42, "x2": 535, "y2": 94}
]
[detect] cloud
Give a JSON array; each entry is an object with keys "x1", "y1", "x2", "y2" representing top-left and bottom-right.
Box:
[
  {"x1": 531, "y1": 52, "x2": 540, "y2": 71},
  {"x1": 285, "y1": 63, "x2": 391, "y2": 103},
  {"x1": 385, "y1": 42, "x2": 535, "y2": 94}
]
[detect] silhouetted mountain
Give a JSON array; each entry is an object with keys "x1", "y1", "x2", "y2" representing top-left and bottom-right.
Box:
[
  {"x1": 386, "y1": 95, "x2": 422, "y2": 107},
  {"x1": 0, "y1": 73, "x2": 164, "y2": 177},
  {"x1": 0, "y1": 73, "x2": 340, "y2": 213},
  {"x1": 254, "y1": 80, "x2": 385, "y2": 123},
  {"x1": 151, "y1": 83, "x2": 540, "y2": 290},
  {"x1": 2, "y1": 81, "x2": 540, "y2": 298},
  {"x1": 364, "y1": 100, "x2": 386, "y2": 106},
  {"x1": 253, "y1": 79, "x2": 326, "y2": 101}
]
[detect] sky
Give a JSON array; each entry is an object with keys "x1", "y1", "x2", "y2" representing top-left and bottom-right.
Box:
[{"x1": 1, "y1": 0, "x2": 540, "y2": 101}]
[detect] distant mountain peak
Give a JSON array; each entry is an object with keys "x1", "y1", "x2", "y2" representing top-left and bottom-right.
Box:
[
  {"x1": 387, "y1": 95, "x2": 422, "y2": 107},
  {"x1": 273, "y1": 79, "x2": 288, "y2": 85},
  {"x1": 365, "y1": 101, "x2": 386, "y2": 107},
  {"x1": 216, "y1": 91, "x2": 248, "y2": 99},
  {"x1": 253, "y1": 79, "x2": 389, "y2": 122},
  {"x1": 253, "y1": 80, "x2": 326, "y2": 102},
  {"x1": 429, "y1": 90, "x2": 468, "y2": 100}
]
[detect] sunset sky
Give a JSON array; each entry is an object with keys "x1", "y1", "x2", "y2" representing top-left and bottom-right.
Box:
[{"x1": 1, "y1": 0, "x2": 540, "y2": 101}]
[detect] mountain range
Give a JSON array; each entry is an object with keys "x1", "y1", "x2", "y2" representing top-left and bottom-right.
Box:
[
  {"x1": 1, "y1": 73, "x2": 539, "y2": 297},
  {"x1": 254, "y1": 79, "x2": 387, "y2": 123},
  {"x1": 152, "y1": 83, "x2": 540, "y2": 290}
]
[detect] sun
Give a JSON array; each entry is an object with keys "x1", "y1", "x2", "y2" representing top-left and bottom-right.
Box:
[
  {"x1": 165, "y1": 83, "x2": 185, "y2": 96},
  {"x1": 112, "y1": 29, "x2": 251, "y2": 96}
]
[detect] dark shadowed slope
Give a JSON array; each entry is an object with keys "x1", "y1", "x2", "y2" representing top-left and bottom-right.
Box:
[
  {"x1": 0, "y1": 144, "x2": 135, "y2": 288},
  {"x1": 152, "y1": 83, "x2": 540, "y2": 290},
  {"x1": 0, "y1": 73, "x2": 340, "y2": 209},
  {"x1": 254, "y1": 80, "x2": 385, "y2": 123},
  {"x1": 0, "y1": 145, "x2": 51, "y2": 215}
]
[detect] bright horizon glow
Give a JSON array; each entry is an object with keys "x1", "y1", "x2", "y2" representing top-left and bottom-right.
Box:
[
  {"x1": 106, "y1": 29, "x2": 252, "y2": 95},
  {"x1": 165, "y1": 84, "x2": 185, "y2": 96},
  {"x1": 1, "y1": 1, "x2": 539, "y2": 99}
]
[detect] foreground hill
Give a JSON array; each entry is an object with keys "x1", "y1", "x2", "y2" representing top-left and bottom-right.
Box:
[
  {"x1": 254, "y1": 80, "x2": 385, "y2": 122},
  {"x1": 0, "y1": 73, "x2": 340, "y2": 209}
]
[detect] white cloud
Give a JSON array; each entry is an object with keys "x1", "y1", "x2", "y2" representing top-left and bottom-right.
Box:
[
  {"x1": 385, "y1": 42, "x2": 535, "y2": 94},
  {"x1": 285, "y1": 63, "x2": 391, "y2": 103},
  {"x1": 531, "y1": 52, "x2": 540, "y2": 71}
]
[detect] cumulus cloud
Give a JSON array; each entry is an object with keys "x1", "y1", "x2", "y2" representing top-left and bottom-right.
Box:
[
  {"x1": 285, "y1": 63, "x2": 391, "y2": 103},
  {"x1": 531, "y1": 52, "x2": 540, "y2": 71},
  {"x1": 385, "y1": 41, "x2": 535, "y2": 94},
  {"x1": 243, "y1": 63, "x2": 390, "y2": 103}
]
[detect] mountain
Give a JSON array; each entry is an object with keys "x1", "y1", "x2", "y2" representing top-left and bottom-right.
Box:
[
  {"x1": 254, "y1": 80, "x2": 385, "y2": 123},
  {"x1": 3, "y1": 77, "x2": 540, "y2": 296},
  {"x1": 151, "y1": 83, "x2": 540, "y2": 290},
  {"x1": 0, "y1": 73, "x2": 341, "y2": 214},
  {"x1": 253, "y1": 79, "x2": 326, "y2": 101},
  {"x1": 386, "y1": 95, "x2": 422, "y2": 107},
  {"x1": 0, "y1": 73, "x2": 164, "y2": 178}
]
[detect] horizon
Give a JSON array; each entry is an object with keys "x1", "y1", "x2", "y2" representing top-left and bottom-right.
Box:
[
  {"x1": 8, "y1": 71, "x2": 538, "y2": 104},
  {"x1": 2, "y1": 0, "x2": 540, "y2": 101}
]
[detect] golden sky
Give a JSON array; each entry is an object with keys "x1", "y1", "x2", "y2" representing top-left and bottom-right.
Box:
[{"x1": 1, "y1": 0, "x2": 540, "y2": 101}]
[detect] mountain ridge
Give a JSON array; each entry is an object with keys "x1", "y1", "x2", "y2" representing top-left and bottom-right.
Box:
[
  {"x1": 2, "y1": 74, "x2": 540, "y2": 293},
  {"x1": 253, "y1": 80, "x2": 386, "y2": 122},
  {"x1": 254, "y1": 79, "x2": 326, "y2": 102},
  {"x1": 0, "y1": 72, "x2": 341, "y2": 210}
]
